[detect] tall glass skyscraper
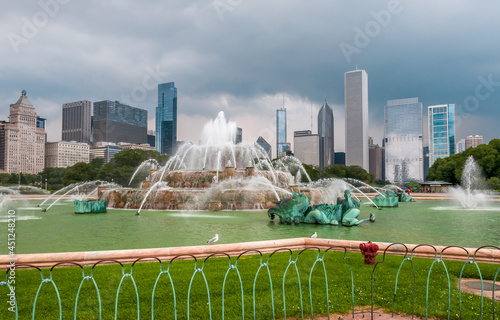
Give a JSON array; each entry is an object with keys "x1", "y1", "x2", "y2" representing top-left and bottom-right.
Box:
[
  {"x1": 384, "y1": 98, "x2": 423, "y2": 182},
  {"x1": 428, "y1": 104, "x2": 455, "y2": 167},
  {"x1": 156, "y1": 82, "x2": 177, "y2": 155},
  {"x1": 276, "y1": 107, "x2": 288, "y2": 158},
  {"x1": 345, "y1": 69, "x2": 369, "y2": 170},
  {"x1": 92, "y1": 100, "x2": 147, "y2": 144},
  {"x1": 318, "y1": 101, "x2": 334, "y2": 167}
]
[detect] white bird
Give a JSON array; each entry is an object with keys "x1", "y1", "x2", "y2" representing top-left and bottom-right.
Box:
[
  {"x1": 207, "y1": 233, "x2": 219, "y2": 244},
  {"x1": 311, "y1": 232, "x2": 317, "y2": 238}
]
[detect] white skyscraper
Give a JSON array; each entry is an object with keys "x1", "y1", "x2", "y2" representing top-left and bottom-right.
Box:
[
  {"x1": 384, "y1": 98, "x2": 424, "y2": 182},
  {"x1": 344, "y1": 69, "x2": 369, "y2": 170}
]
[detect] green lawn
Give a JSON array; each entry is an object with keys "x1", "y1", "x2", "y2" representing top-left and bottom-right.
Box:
[{"x1": 1, "y1": 250, "x2": 499, "y2": 319}]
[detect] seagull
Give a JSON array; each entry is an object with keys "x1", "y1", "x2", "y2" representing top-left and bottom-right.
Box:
[
  {"x1": 311, "y1": 232, "x2": 317, "y2": 238},
  {"x1": 207, "y1": 233, "x2": 219, "y2": 244}
]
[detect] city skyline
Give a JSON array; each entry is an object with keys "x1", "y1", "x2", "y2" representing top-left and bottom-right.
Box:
[{"x1": 1, "y1": 2, "x2": 499, "y2": 152}]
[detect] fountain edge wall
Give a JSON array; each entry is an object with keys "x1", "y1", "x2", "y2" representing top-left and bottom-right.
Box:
[{"x1": 1, "y1": 238, "x2": 499, "y2": 269}]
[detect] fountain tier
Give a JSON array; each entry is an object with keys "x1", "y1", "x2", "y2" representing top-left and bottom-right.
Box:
[
  {"x1": 101, "y1": 168, "x2": 328, "y2": 211},
  {"x1": 99, "y1": 111, "x2": 323, "y2": 211}
]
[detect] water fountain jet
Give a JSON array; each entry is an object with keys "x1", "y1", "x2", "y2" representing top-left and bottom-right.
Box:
[{"x1": 449, "y1": 156, "x2": 489, "y2": 208}]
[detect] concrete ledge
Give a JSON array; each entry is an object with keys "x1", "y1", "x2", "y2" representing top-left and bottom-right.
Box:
[{"x1": 1, "y1": 238, "x2": 499, "y2": 269}]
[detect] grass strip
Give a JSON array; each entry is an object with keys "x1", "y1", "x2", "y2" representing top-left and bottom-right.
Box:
[{"x1": 1, "y1": 250, "x2": 499, "y2": 319}]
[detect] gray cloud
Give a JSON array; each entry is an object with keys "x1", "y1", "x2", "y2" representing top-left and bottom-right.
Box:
[{"x1": 1, "y1": 0, "x2": 499, "y2": 151}]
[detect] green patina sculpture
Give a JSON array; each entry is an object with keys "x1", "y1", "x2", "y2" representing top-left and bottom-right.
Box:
[
  {"x1": 398, "y1": 191, "x2": 412, "y2": 202},
  {"x1": 372, "y1": 190, "x2": 399, "y2": 207},
  {"x1": 74, "y1": 200, "x2": 107, "y2": 214},
  {"x1": 268, "y1": 190, "x2": 374, "y2": 227},
  {"x1": 372, "y1": 189, "x2": 413, "y2": 207}
]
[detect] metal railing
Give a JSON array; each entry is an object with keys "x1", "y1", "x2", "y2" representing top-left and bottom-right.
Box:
[{"x1": 1, "y1": 244, "x2": 499, "y2": 319}]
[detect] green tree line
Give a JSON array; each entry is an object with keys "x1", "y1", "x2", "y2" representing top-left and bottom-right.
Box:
[
  {"x1": 427, "y1": 138, "x2": 500, "y2": 190},
  {"x1": 0, "y1": 149, "x2": 169, "y2": 191}
]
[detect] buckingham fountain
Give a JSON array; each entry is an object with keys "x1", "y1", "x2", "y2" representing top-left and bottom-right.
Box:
[{"x1": 99, "y1": 112, "x2": 344, "y2": 213}]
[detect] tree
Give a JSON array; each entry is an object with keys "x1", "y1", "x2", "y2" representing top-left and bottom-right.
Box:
[
  {"x1": 426, "y1": 139, "x2": 500, "y2": 185},
  {"x1": 404, "y1": 181, "x2": 422, "y2": 192},
  {"x1": 62, "y1": 162, "x2": 97, "y2": 186},
  {"x1": 302, "y1": 164, "x2": 320, "y2": 182},
  {"x1": 487, "y1": 177, "x2": 500, "y2": 191},
  {"x1": 90, "y1": 158, "x2": 104, "y2": 172},
  {"x1": 298, "y1": 163, "x2": 373, "y2": 183},
  {"x1": 40, "y1": 167, "x2": 68, "y2": 190},
  {"x1": 98, "y1": 149, "x2": 169, "y2": 186}
]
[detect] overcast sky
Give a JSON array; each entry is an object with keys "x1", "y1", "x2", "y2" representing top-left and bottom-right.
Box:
[{"x1": 1, "y1": 0, "x2": 499, "y2": 152}]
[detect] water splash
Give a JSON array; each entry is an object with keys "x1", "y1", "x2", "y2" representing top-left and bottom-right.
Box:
[
  {"x1": 344, "y1": 178, "x2": 386, "y2": 197},
  {"x1": 129, "y1": 159, "x2": 160, "y2": 186},
  {"x1": 41, "y1": 181, "x2": 121, "y2": 212},
  {"x1": 136, "y1": 181, "x2": 171, "y2": 215},
  {"x1": 449, "y1": 156, "x2": 489, "y2": 208}
]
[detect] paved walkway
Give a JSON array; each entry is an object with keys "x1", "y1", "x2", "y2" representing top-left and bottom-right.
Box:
[{"x1": 314, "y1": 308, "x2": 436, "y2": 319}]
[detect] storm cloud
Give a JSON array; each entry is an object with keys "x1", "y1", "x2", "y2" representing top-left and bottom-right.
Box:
[{"x1": 1, "y1": 0, "x2": 499, "y2": 151}]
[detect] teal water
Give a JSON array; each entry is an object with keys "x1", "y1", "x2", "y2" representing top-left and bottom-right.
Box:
[{"x1": 1, "y1": 199, "x2": 499, "y2": 254}]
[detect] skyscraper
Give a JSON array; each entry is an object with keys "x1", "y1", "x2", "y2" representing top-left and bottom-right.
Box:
[
  {"x1": 0, "y1": 91, "x2": 45, "y2": 174},
  {"x1": 369, "y1": 138, "x2": 385, "y2": 181},
  {"x1": 428, "y1": 104, "x2": 455, "y2": 167},
  {"x1": 384, "y1": 98, "x2": 424, "y2": 182},
  {"x1": 92, "y1": 100, "x2": 148, "y2": 144},
  {"x1": 294, "y1": 130, "x2": 319, "y2": 166},
  {"x1": 456, "y1": 139, "x2": 466, "y2": 154},
  {"x1": 235, "y1": 127, "x2": 242, "y2": 144},
  {"x1": 276, "y1": 107, "x2": 288, "y2": 158},
  {"x1": 256, "y1": 136, "x2": 272, "y2": 159},
  {"x1": 465, "y1": 135, "x2": 483, "y2": 149},
  {"x1": 318, "y1": 101, "x2": 334, "y2": 167},
  {"x1": 345, "y1": 69, "x2": 369, "y2": 170},
  {"x1": 62, "y1": 100, "x2": 92, "y2": 143},
  {"x1": 156, "y1": 82, "x2": 177, "y2": 155}
]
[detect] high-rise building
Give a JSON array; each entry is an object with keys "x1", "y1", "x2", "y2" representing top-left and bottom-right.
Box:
[
  {"x1": 428, "y1": 104, "x2": 455, "y2": 167},
  {"x1": 334, "y1": 152, "x2": 346, "y2": 165},
  {"x1": 92, "y1": 100, "x2": 147, "y2": 144},
  {"x1": 0, "y1": 91, "x2": 45, "y2": 174},
  {"x1": 256, "y1": 136, "x2": 272, "y2": 159},
  {"x1": 235, "y1": 127, "x2": 243, "y2": 144},
  {"x1": 116, "y1": 142, "x2": 156, "y2": 151},
  {"x1": 276, "y1": 107, "x2": 288, "y2": 158},
  {"x1": 456, "y1": 138, "x2": 466, "y2": 154},
  {"x1": 147, "y1": 130, "x2": 156, "y2": 148},
  {"x1": 465, "y1": 135, "x2": 483, "y2": 149},
  {"x1": 423, "y1": 146, "x2": 430, "y2": 179},
  {"x1": 156, "y1": 82, "x2": 177, "y2": 155},
  {"x1": 62, "y1": 100, "x2": 92, "y2": 143},
  {"x1": 37, "y1": 116, "x2": 47, "y2": 142},
  {"x1": 294, "y1": 130, "x2": 319, "y2": 166},
  {"x1": 45, "y1": 141, "x2": 90, "y2": 168},
  {"x1": 369, "y1": 139, "x2": 384, "y2": 181},
  {"x1": 345, "y1": 69, "x2": 369, "y2": 170},
  {"x1": 90, "y1": 142, "x2": 123, "y2": 164},
  {"x1": 318, "y1": 101, "x2": 334, "y2": 167},
  {"x1": 384, "y1": 98, "x2": 424, "y2": 182}
]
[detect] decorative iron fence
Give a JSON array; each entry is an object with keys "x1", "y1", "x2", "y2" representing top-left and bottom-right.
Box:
[{"x1": 1, "y1": 244, "x2": 499, "y2": 319}]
